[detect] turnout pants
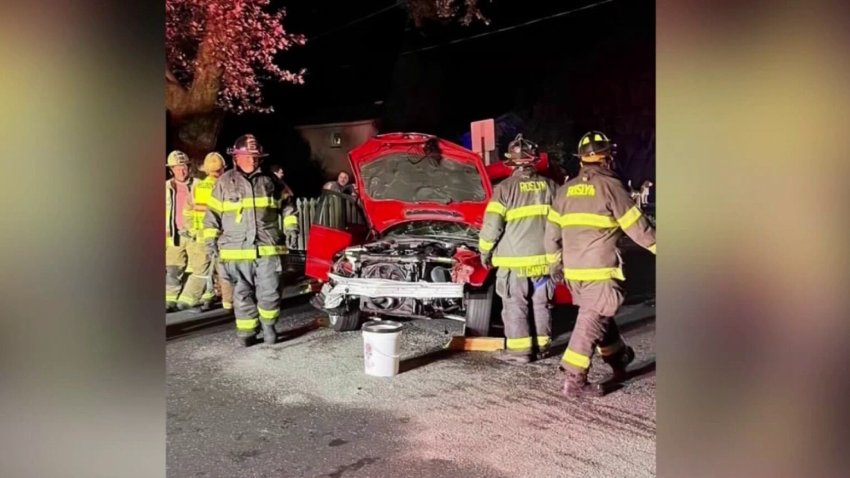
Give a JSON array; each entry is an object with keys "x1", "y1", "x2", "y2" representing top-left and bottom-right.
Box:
[
  {"x1": 561, "y1": 279, "x2": 628, "y2": 380},
  {"x1": 496, "y1": 269, "x2": 553, "y2": 356},
  {"x1": 222, "y1": 256, "x2": 282, "y2": 337},
  {"x1": 176, "y1": 239, "x2": 215, "y2": 307},
  {"x1": 215, "y1": 260, "x2": 234, "y2": 310},
  {"x1": 165, "y1": 234, "x2": 196, "y2": 304}
]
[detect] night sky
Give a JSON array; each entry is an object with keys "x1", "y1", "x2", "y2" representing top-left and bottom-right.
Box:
[{"x1": 217, "y1": 0, "x2": 654, "y2": 197}]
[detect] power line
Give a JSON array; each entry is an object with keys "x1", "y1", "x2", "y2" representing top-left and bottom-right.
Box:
[
  {"x1": 309, "y1": 3, "x2": 400, "y2": 41},
  {"x1": 399, "y1": 0, "x2": 617, "y2": 56}
]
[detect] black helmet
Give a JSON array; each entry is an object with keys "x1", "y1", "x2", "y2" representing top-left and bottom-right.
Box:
[
  {"x1": 227, "y1": 134, "x2": 268, "y2": 157},
  {"x1": 574, "y1": 131, "x2": 614, "y2": 160},
  {"x1": 504, "y1": 134, "x2": 538, "y2": 164}
]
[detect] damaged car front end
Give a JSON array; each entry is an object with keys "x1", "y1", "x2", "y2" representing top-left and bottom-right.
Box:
[{"x1": 306, "y1": 133, "x2": 495, "y2": 334}]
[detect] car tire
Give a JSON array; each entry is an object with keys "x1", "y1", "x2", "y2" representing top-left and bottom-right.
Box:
[
  {"x1": 328, "y1": 307, "x2": 361, "y2": 332},
  {"x1": 464, "y1": 283, "x2": 494, "y2": 336}
]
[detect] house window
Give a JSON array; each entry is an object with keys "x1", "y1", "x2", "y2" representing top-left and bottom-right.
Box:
[{"x1": 330, "y1": 132, "x2": 342, "y2": 148}]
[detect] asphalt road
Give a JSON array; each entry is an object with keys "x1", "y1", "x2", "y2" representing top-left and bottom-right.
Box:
[{"x1": 167, "y1": 301, "x2": 656, "y2": 478}]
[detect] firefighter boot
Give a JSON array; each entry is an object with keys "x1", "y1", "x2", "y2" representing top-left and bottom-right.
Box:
[
  {"x1": 200, "y1": 300, "x2": 214, "y2": 312},
  {"x1": 608, "y1": 346, "x2": 635, "y2": 382},
  {"x1": 166, "y1": 302, "x2": 178, "y2": 313},
  {"x1": 494, "y1": 349, "x2": 532, "y2": 364},
  {"x1": 236, "y1": 331, "x2": 256, "y2": 347},
  {"x1": 562, "y1": 371, "x2": 604, "y2": 398},
  {"x1": 261, "y1": 321, "x2": 277, "y2": 345}
]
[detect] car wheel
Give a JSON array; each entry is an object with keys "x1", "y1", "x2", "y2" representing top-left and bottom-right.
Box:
[
  {"x1": 464, "y1": 283, "x2": 494, "y2": 336},
  {"x1": 328, "y1": 308, "x2": 361, "y2": 332}
]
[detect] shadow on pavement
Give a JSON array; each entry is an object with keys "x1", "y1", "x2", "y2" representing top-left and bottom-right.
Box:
[
  {"x1": 599, "y1": 359, "x2": 656, "y2": 395},
  {"x1": 398, "y1": 348, "x2": 460, "y2": 374}
]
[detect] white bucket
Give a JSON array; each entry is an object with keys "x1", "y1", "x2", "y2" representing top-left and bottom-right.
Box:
[{"x1": 362, "y1": 320, "x2": 403, "y2": 377}]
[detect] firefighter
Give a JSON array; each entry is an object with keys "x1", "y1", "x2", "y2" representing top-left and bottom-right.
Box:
[
  {"x1": 545, "y1": 131, "x2": 656, "y2": 397},
  {"x1": 203, "y1": 134, "x2": 299, "y2": 346},
  {"x1": 180, "y1": 152, "x2": 234, "y2": 311},
  {"x1": 165, "y1": 150, "x2": 196, "y2": 312},
  {"x1": 479, "y1": 134, "x2": 558, "y2": 363}
]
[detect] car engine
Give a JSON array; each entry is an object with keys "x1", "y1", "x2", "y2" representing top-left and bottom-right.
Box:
[{"x1": 329, "y1": 238, "x2": 469, "y2": 318}]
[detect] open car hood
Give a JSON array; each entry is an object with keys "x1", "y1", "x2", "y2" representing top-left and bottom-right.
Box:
[{"x1": 349, "y1": 133, "x2": 493, "y2": 234}]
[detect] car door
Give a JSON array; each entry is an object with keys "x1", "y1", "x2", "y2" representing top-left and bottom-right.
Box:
[{"x1": 305, "y1": 190, "x2": 369, "y2": 281}]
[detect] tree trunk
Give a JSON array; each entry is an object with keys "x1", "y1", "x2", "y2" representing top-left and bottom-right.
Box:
[{"x1": 167, "y1": 110, "x2": 225, "y2": 165}]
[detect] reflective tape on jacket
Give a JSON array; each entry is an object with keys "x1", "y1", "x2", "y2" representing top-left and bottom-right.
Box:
[
  {"x1": 478, "y1": 238, "x2": 495, "y2": 252},
  {"x1": 202, "y1": 228, "x2": 220, "y2": 240},
  {"x1": 492, "y1": 254, "x2": 560, "y2": 268},
  {"x1": 485, "y1": 201, "x2": 507, "y2": 216},
  {"x1": 505, "y1": 204, "x2": 550, "y2": 222},
  {"x1": 562, "y1": 349, "x2": 591, "y2": 369},
  {"x1": 648, "y1": 244, "x2": 656, "y2": 254},
  {"x1": 564, "y1": 267, "x2": 625, "y2": 281},
  {"x1": 617, "y1": 206, "x2": 643, "y2": 230},
  {"x1": 552, "y1": 212, "x2": 618, "y2": 228},
  {"x1": 283, "y1": 215, "x2": 298, "y2": 227},
  {"x1": 207, "y1": 196, "x2": 278, "y2": 213},
  {"x1": 219, "y1": 245, "x2": 288, "y2": 261}
]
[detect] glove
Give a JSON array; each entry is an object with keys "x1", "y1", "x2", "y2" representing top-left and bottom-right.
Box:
[
  {"x1": 549, "y1": 262, "x2": 564, "y2": 284},
  {"x1": 205, "y1": 243, "x2": 218, "y2": 261},
  {"x1": 285, "y1": 229, "x2": 300, "y2": 249},
  {"x1": 480, "y1": 252, "x2": 492, "y2": 268}
]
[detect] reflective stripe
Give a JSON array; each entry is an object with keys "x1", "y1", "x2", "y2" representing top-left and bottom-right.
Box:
[
  {"x1": 492, "y1": 254, "x2": 552, "y2": 268},
  {"x1": 547, "y1": 210, "x2": 562, "y2": 224},
  {"x1": 562, "y1": 349, "x2": 591, "y2": 369},
  {"x1": 283, "y1": 215, "x2": 298, "y2": 227},
  {"x1": 506, "y1": 336, "x2": 550, "y2": 350},
  {"x1": 219, "y1": 197, "x2": 278, "y2": 212},
  {"x1": 597, "y1": 339, "x2": 624, "y2": 357},
  {"x1": 557, "y1": 213, "x2": 618, "y2": 228},
  {"x1": 506, "y1": 337, "x2": 532, "y2": 350},
  {"x1": 517, "y1": 264, "x2": 549, "y2": 277},
  {"x1": 545, "y1": 253, "x2": 559, "y2": 264},
  {"x1": 166, "y1": 237, "x2": 173, "y2": 248},
  {"x1": 220, "y1": 245, "x2": 287, "y2": 261},
  {"x1": 564, "y1": 267, "x2": 625, "y2": 281},
  {"x1": 222, "y1": 301, "x2": 233, "y2": 310},
  {"x1": 617, "y1": 206, "x2": 642, "y2": 230},
  {"x1": 648, "y1": 244, "x2": 656, "y2": 254},
  {"x1": 505, "y1": 204, "x2": 549, "y2": 222},
  {"x1": 485, "y1": 201, "x2": 507, "y2": 216},
  {"x1": 177, "y1": 297, "x2": 197, "y2": 306},
  {"x1": 166, "y1": 294, "x2": 178, "y2": 301},
  {"x1": 202, "y1": 228, "x2": 220, "y2": 239},
  {"x1": 207, "y1": 196, "x2": 223, "y2": 212},
  {"x1": 201, "y1": 292, "x2": 215, "y2": 300},
  {"x1": 258, "y1": 307, "x2": 280, "y2": 320},
  {"x1": 478, "y1": 238, "x2": 495, "y2": 252},
  {"x1": 235, "y1": 318, "x2": 259, "y2": 331},
  {"x1": 258, "y1": 245, "x2": 287, "y2": 256}
]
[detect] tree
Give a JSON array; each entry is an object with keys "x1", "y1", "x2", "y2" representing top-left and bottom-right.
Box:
[
  {"x1": 166, "y1": 0, "x2": 305, "y2": 160},
  {"x1": 405, "y1": 0, "x2": 490, "y2": 28}
]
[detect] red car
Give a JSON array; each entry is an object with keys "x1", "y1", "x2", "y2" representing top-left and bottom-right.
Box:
[{"x1": 305, "y1": 132, "x2": 571, "y2": 335}]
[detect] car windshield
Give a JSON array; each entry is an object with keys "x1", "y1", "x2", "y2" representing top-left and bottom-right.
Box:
[
  {"x1": 382, "y1": 221, "x2": 479, "y2": 240},
  {"x1": 359, "y1": 153, "x2": 486, "y2": 204}
]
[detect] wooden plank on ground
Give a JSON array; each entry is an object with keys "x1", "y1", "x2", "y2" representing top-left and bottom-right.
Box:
[{"x1": 445, "y1": 336, "x2": 505, "y2": 351}]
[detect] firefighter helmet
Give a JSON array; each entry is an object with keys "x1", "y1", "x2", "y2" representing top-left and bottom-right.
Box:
[
  {"x1": 227, "y1": 134, "x2": 268, "y2": 157},
  {"x1": 166, "y1": 150, "x2": 190, "y2": 167},
  {"x1": 202, "y1": 152, "x2": 226, "y2": 173},
  {"x1": 504, "y1": 134, "x2": 538, "y2": 164},
  {"x1": 574, "y1": 131, "x2": 615, "y2": 161}
]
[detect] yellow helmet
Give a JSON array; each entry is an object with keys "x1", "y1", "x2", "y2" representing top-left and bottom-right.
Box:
[
  {"x1": 202, "y1": 152, "x2": 226, "y2": 174},
  {"x1": 166, "y1": 150, "x2": 190, "y2": 167}
]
